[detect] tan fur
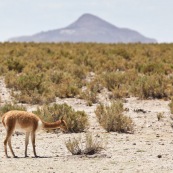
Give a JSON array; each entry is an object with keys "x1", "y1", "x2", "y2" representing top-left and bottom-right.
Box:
[{"x1": 2, "y1": 110, "x2": 68, "y2": 158}]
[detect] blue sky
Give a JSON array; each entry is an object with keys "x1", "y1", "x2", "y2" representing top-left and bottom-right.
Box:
[{"x1": 0, "y1": 0, "x2": 172, "y2": 43}]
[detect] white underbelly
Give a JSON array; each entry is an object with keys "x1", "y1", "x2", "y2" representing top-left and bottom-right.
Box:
[
  {"x1": 15, "y1": 122, "x2": 32, "y2": 132},
  {"x1": 14, "y1": 120, "x2": 43, "y2": 132}
]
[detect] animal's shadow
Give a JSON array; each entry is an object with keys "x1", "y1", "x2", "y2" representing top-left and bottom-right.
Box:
[{"x1": 3, "y1": 155, "x2": 54, "y2": 159}]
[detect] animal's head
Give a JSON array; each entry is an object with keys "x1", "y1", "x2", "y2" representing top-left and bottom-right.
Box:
[{"x1": 59, "y1": 117, "x2": 68, "y2": 133}]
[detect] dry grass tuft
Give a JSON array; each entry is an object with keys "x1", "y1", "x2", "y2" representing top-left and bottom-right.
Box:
[
  {"x1": 157, "y1": 112, "x2": 164, "y2": 121},
  {"x1": 65, "y1": 136, "x2": 82, "y2": 155},
  {"x1": 65, "y1": 133, "x2": 105, "y2": 155}
]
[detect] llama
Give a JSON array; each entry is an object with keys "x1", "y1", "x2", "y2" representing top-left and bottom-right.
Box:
[{"x1": 2, "y1": 110, "x2": 68, "y2": 158}]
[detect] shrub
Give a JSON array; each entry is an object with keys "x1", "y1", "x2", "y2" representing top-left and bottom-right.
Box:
[
  {"x1": 95, "y1": 101, "x2": 134, "y2": 133},
  {"x1": 102, "y1": 72, "x2": 127, "y2": 91},
  {"x1": 8, "y1": 72, "x2": 55, "y2": 104},
  {"x1": 80, "y1": 77, "x2": 103, "y2": 106},
  {"x1": 5, "y1": 57, "x2": 24, "y2": 73},
  {"x1": 0, "y1": 103, "x2": 26, "y2": 116},
  {"x1": 81, "y1": 89, "x2": 98, "y2": 106},
  {"x1": 33, "y1": 103, "x2": 88, "y2": 133},
  {"x1": 65, "y1": 133, "x2": 104, "y2": 155},
  {"x1": 131, "y1": 74, "x2": 168, "y2": 99},
  {"x1": 111, "y1": 85, "x2": 129, "y2": 99},
  {"x1": 5, "y1": 71, "x2": 18, "y2": 89},
  {"x1": 52, "y1": 72, "x2": 80, "y2": 98}
]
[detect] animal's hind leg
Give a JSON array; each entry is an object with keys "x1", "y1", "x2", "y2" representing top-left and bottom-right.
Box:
[
  {"x1": 4, "y1": 127, "x2": 15, "y2": 158},
  {"x1": 8, "y1": 136, "x2": 17, "y2": 158},
  {"x1": 31, "y1": 131, "x2": 38, "y2": 157},
  {"x1": 25, "y1": 132, "x2": 30, "y2": 157}
]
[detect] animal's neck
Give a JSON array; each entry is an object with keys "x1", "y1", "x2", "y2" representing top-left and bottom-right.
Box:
[{"x1": 42, "y1": 120, "x2": 61, "y2": 129}]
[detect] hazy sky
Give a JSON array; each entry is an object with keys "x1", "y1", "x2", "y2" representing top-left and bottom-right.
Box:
[{"x1": 0, "y1": 0, "x2": 172, "y2": 43}]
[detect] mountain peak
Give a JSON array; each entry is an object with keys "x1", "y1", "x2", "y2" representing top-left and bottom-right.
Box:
[
  {"x1": 8, "y1": 13, "x2": 157, "y2": 43},
  {"x1": 78, "y1": 13, "x2": 100, "y2": 21},
  {"x1": 68, "y1": 13, "x2": 111, "y2": 29},
  {"x1": 79, "y1": 13, "x2": 97, "y2": 19}
]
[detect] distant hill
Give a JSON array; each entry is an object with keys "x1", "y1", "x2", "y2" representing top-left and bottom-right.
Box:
[{"x1": 8, "y1": 13, "x2": 157, "y2": 43}]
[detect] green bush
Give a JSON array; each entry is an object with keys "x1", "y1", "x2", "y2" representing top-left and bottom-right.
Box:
[
  {"x1": 33, "y1": 103, "x2": 88, "y2": 133},
  {"x1": 95, "y1": 101, "x2": 134, "y2": 133},
  {"x1": 0, "y1": 103, "x2": 26, "y2": 116}
]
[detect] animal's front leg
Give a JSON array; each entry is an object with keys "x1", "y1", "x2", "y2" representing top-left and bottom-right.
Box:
[
  {"x1": 31, "y1": 132, "x2": 38, "y2": 157},
  {"x1": 25, "y1": 132, "x2": 30, "y2": 157}
]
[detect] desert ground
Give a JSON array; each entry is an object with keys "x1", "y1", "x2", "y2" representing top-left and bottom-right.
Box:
[{"x1": 1, "y1": 77, "x2": 173, "y2": 173}]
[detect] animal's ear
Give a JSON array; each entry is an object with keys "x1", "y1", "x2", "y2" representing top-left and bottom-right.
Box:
[{"x1": 61, "y1": 117, "x2": 64, "y2": 121}]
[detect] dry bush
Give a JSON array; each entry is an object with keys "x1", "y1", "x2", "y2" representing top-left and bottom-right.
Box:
[
  {"x1": 95, "y1": 101, "x2": 134, "y2": 133},
  {"x1": 51, "y1": 72, "x2": 80, "y2": 98},
  {"x1": 80, "y1": 77, "x2": 103, "y2": 106},
  {"x1": 33, "y1": 103, "x2": 88, "y2": 133},
  {"x1": 65, "y1": 136, "x2": 82, "y2": 155},
  {"x1": 5, "y1": 71, "x2": 18, "y2": 89},
  {"x1": 65, "y1": 133, "x2": 105, "y2": 155},
  {"x1": 102, "y1": 72, "x2": 127, "y2": 91},
  {"x1": 131, "y1": 74, "x2": 169, "y2": 99},
  {"x1": 0, "y1": 103, "x2": 26, "y2": 116},
  {"x1": 81, "y1": 89, "x2": 98, "y2": 106},
  {"x1": 83, "y1": 133, "x2": 105, "y2": 155},
  {"x1": 6, "y1": 72, "x2": 55, "y2": 104},
  {"x1": 5, "y1": 57, "x2": 24, "y2": 73}
]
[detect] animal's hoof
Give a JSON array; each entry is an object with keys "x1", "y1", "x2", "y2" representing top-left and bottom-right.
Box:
[{"x1": 14, "y1": 155, "x2": 18, "y2": 158}]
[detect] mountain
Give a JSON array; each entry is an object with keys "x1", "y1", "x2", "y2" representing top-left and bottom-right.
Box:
[{"x1": 8, "y1": 13, "x2": 157, "y2": 43}]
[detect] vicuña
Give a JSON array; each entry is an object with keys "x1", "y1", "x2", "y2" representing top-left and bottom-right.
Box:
[{"x1": 2, "y1": 110, "x2": 68, "y2": 158}]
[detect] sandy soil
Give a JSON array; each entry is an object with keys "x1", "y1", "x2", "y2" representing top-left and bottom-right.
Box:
[{"x1": 1, "y1": 77, "x2": 173, "y2": 173}]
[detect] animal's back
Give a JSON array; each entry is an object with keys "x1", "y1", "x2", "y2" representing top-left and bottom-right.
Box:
[{"x1": 2, "y1": 110, "x2": 41, "y2": 132}]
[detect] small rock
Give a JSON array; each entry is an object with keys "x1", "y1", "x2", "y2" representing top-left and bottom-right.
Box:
[{"x1": 157, "y1": 155, "x2": 162, "y2": 158}]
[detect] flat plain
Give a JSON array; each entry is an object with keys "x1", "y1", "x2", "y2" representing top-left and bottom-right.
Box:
[{"x1": 1, "y1": 77, "x2": 173, "y2": 173}]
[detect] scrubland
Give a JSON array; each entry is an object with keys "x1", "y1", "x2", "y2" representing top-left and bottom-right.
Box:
[{"x1": 0, "y1": 43, "x2": 173, "y2": 172}]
